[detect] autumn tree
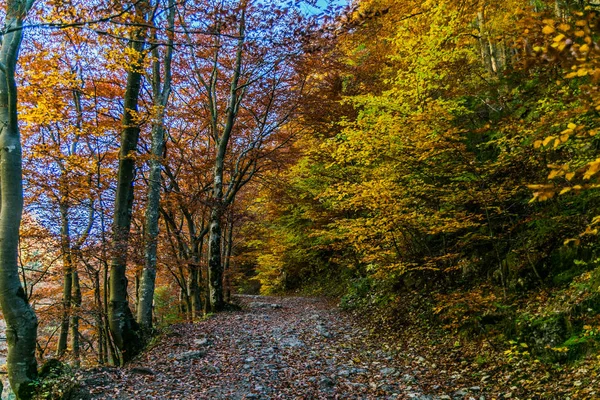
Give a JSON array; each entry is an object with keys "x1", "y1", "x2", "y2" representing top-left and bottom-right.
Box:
[
  {"x1": 247, "y1": 0, "x2": 591, "y2": 302},
  {"x1": 137, "y1": 0, "x2": 175, "y2": 335},
  {"x1": 108, "y1": 0, "x2": 151, "y2": 363},
  {"x1": 0, "y1": 0, "x2": 39, "y2": 397},
  {"x1": 19, "y1": 14, "x2": 126, "y2": 364},
  {"x1": 178, "y1": 0, "x2": 312, "y2": 311},
  {"x1": 159, "y1": 135, "x2": 212, "y2": 319}
]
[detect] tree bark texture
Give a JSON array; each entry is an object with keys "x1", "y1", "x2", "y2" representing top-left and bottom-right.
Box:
[
  {"x1": 71, "y1": 269, "x2": 82, "y2": 366},
  {"x1": 0, "y1": 1, "x2": 38, "y2": 398},
  {"x1": 56, "y1": 198, "x2": 72, "y2": 357},
  {"x1": 108, "y1": 1, "x2": 149, "y2": 364},
  {"x1": 138, "y1": 0, "x2": 175, "y2": 331},
  {"x1": 207, "y1": 204, "x2": 224, "y2": 311},
  {"x1": 223, "y1": 216, "x2": 234, "y2": 303}
]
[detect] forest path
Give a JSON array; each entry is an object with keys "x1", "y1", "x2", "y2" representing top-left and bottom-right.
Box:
[{"x1": 84, "y1": 296, "x2": 467, "y2": 400}]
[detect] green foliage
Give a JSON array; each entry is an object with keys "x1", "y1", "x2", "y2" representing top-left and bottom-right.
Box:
[
  {"x1": 236, "y1": 278, "x2": 261, "y2": 295},
  {"x1": 32, "y1": 360, "x2": 80, "y2": 400},
  {"x1": 153, "y1": 285, "x2": 184, "y2": 327},
  {"x1": 559, "y1": 331, "x2": 598, "y2": 362},
  {"x1": 339, "y1": 277, "x2": 374, "y2": 310}
]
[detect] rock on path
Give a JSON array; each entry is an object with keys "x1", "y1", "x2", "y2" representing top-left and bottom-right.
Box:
[{"x1": 83, "y1": 296, "x2": 481, "y2": 399}]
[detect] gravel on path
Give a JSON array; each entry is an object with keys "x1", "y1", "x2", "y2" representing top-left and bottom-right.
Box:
[{"x1": 82, "y1": 296, "x2": 483, "y2": 400}]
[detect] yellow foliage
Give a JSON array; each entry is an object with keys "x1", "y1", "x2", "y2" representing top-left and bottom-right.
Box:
[
  {"x1": 542, "y1": 136, "x2": 555, "y2": 146},
  {"x1": 584, "y1": 159, "x2": 600, "y2": 180}
]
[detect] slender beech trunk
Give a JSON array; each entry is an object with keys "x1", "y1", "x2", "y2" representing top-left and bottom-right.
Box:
[
  {"x1": 99, "y1": 192, "x2": 115, "y2": 365},
  {"x1": 57, "y1": 70, "x2": 83, "y2": 358},
  {"x1": 206, "y1": 5, "x2": 246, "y2": 312},
  {"x1": 207, "y1": 205, "x2": 224, "y2": 310},
  {"x1": 223, "y1": 216, "x2": 234, "y2": 303},
  {"x1": 177, "y1": 264, "x2": 192, "y2": 320},
  {"x1": 477, "y1": 11, "x2": 495, "y2": 74},
  {"x1": 186, "y1": 229, "x2": 203, "y2": 318},
  {"x1": 138, "y1": 0, "x2": 175, "y2": 332},
  {"x1": 108, "y1": 1, "x2": 149, "y2": 364},
  {"x1": 71, "y1": 240, "x2": 89, "y2": 368},
  {"x1": 189, "y1": 230, "x2": 206, "y2": 318},
  {"x1": 204, "y1": 265, "x2": 211, "y2": 314},
  {"x1": 56, "y1": 198, "x2": 73, "y2": 357},
  {"x1": 57, "y1": 82, "x2": 90, "y2": 361},
  {"x1": 57, "y1": 191, "x2": 90, "y2": 362},
  {"x1": 71, "y1": 269, "x2": 81, "y2": 366},
  {"x1": 92, "y1": 269, "x2": 104, "y2": 364},
  {"x1": 488, "y1": 37, "x2": 498, "y2": 73},
  {"x1": 0, "y1": 1, "x2": 37, "y2": 398},
  {"x1": 162, "y1": 163, "x2": 207, "y2": 317},
  {"x1": 188, "y1": 262, "x2": 202, "y2": 317},
  {"x1": 134, "y1": 273, "x2": 140, "y2": 310},
  {"x1": 178, "y1": 287, "x2": 187, "y2": 315}
]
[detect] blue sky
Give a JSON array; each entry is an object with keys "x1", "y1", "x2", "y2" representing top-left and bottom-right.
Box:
[{"x1": 299, "y1": 0, "x2": 350, "y2": 16}]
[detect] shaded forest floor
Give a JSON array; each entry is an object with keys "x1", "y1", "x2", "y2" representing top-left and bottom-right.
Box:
[{"x1": 77, "y1": 295, "x2": 484, "y2": 400}]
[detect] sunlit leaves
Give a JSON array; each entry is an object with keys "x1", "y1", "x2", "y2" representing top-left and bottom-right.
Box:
[
  {"x1": 527, "y1": 8, "x2": 600, "y2": 221},
  {"x1": 542, "y1": 25, "x2": 555, "y2": 35}
]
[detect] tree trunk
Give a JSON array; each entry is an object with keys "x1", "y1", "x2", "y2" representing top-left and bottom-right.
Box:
[
  {"x1": 487, "y1": 37, "x2": 498, "y2": 73},
  {"x1": 207, "y1": 202, "x2": 224, "y2": 311},
  {"x1": 477, "y1": 11, "x2": 494, "y2": 74},
  {"x1": 189, "y1": 261, "x2": 202, "y2": 317},
  {"x1": 178, "y1": 286, "x2": 189, "y2": 316},
  {"x1": 71, "y1": 269, "x2": 82, "y2": 367},
  {"x1": 223, "y1": 217, "x2": 234, "y2": 303},
  {"x1": 93, "y1": 269, "x2": 105, "y2": 364},
  {"x1": 205, "y1": 5, "x2": 246, "y2": 312},
  {"x1": 138, "y1": 120, "x2": 163, "y2": 330},
  {"x1": 56, "y1": 199, "x2": 73, "y2": 357},
  {"x1": 189, "y1": 228, "x2": 206, "y2": 317},
  {"x1": 108, "y1": 1, "x2": 149, "y2": 364},
  {"x1": 138, "y1": 1, "x2": 174, "y2": 331},
  {"x1": 0, "y1": 2, "x2": 38, "y2": 398}
]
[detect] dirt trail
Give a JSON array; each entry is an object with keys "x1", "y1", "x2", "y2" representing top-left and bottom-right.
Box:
[{"x1": 83, "y1": 296, "x2": 479, "y2": 399}]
